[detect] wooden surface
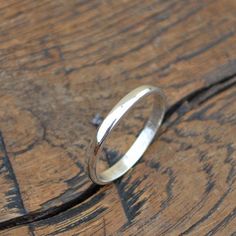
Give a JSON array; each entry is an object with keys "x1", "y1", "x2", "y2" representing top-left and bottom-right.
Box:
[{"x1": 0, "y1": 0, "x2": 236, "y2": 235}]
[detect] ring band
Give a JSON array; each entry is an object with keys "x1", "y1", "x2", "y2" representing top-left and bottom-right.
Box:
[{"x1": 88, "y1": 85, "x2": 166, "y2": 185}]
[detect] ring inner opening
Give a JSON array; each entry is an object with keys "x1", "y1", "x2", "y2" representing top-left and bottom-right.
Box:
[{"x1": 96, "y1": 93, "x2": 164, "y2": 183}]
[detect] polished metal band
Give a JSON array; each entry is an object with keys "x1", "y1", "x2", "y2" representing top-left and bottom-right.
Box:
[{"x1": 88, "y1": 85, "x2": 166, "y2": 185}]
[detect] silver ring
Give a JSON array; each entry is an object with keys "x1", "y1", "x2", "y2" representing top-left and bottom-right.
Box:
[{"x1": 87, "y1": 85, "x2": 166, "y2": 185}]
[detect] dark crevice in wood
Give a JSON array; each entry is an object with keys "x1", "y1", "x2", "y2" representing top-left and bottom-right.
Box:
[
  {"x1": 34, "y1": 192, "x2": 107, "y2": 236},
  {"x1": 0, "y1": 133, "x2": 35, "y2": 235},
  {"x1": 0, "y1": 72, "x2": 236, "y2": 231},
  {"x1": 105, "y1": 149, "x2": 135, "y2": 224},
  {"x1": 163, "y1": 72, "x2": 236, "y2": 131},
  {"x1": 0, "y1": 184, "x2": 100, "y2": 231},
  {"x1": 119, "y1": 174, "x2": 148, "y2": 226},
  {"x1": 0, "y1": 132, "x2": 27, "y2": 215}
]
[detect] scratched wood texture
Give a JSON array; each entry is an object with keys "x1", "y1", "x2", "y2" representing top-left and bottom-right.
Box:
[{"x1": 0, "y1": 0, "x2": 236, "y2": 235}]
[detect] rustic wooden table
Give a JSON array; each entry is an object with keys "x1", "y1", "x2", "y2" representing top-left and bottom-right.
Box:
[{"x1": 0, "y1": 0, "x2": 236, "y2": 235}]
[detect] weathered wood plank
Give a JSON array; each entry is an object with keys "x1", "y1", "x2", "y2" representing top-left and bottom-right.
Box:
[
  {"x1": 3, "y1": 74, "x2": 236, "y2": 236},
  {"x1": 0, "y1": 0, "x2": 236, "y2": 231},
  {"x1": 0, "y1": 134, "x2": 25, "y2": 222}
]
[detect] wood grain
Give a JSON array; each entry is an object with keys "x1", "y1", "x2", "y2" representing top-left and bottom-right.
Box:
[
  {"x1": 2, "y1": 72, "x2": 236, "y2": 236},
  {"x1": 0, "y1": 0, "x2": 236, "y2": 235}
]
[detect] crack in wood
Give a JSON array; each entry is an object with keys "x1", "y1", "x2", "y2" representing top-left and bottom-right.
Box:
[
  {"x1": 0, "y1": 184, "x2": 100, "y2": 231},
  {"x1": 0, "y1": 133, "x2": 26, "y2": 215},
  {"x1": 162, "y1": 73, "x2": 236, "y2": 132},
  {"x1": 0, "y1": 72, "x2": 235, "y2": 230}
]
